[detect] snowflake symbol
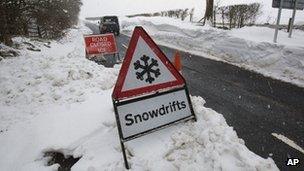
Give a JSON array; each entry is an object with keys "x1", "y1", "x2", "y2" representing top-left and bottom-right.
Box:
[{"x1": 134, "y1": 55, "x2": 161, "y2": 84}]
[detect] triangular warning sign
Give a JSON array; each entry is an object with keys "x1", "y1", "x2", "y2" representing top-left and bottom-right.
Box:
[{"x1": 112, "y1": 26, "x2": 185, "y2": 100}]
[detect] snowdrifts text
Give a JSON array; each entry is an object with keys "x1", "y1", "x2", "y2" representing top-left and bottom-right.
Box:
[{"x1": 125, "y1": 100, "x2": 187, "y2": 126}]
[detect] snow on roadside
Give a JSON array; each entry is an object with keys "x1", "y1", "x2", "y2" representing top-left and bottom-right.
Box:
[
  {"x1": 230, "y1": 26, "x2": 304, "y2": 47},
  {"x1": 0, "y1": 23, "x2": 278, "y2": 170},
  {"x1": 120, "y1": 16, "x2": 304, "y2": 87},
  {"x1": 80, "y1": 0, "x2": 304, "y2": 25},
  {"x1": 0, "y1": 24, "x2": 119, "y2": 132}
]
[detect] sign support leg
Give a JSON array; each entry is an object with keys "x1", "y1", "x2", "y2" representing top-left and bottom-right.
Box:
[
  {"x1": 120, "y1": 140, "x2": 130, "y2": 169},
  {"x1": 117, "y1": 53, "x2": 121, "y2": 63},
  {"x1": 287, "y1": 18, "x2": 292, "y2": 32},
  {"x1": 113, "y1": 54, "x2": 116, "y2": 64},
  {"x1": 288, "y1": 0, "x2": 298, "y2": 38},
  {"x1": 274, "y1": 0, "x2": 284, "y2": 43},
  {"x1": 184, "y1": 86, "x2": 197, "y2": 122},
  {"x1": 115, "y1": 53, "x2": 121, "y2": 63},
  {"x1": 113, "y1": 99, "x2": 130, "y2": 169}
]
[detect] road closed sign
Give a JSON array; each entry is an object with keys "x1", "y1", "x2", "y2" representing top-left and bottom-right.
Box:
[
  {"x1": 84, "y1": 34, "x2": 117, "y2": 55},
  {"x1": 111, "y1": 26, "x2": 196, "y2": 169}
]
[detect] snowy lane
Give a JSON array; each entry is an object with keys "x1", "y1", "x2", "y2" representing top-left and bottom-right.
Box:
[{"x1": 85, "y1": 22, "x2": 304, "y2": 170}]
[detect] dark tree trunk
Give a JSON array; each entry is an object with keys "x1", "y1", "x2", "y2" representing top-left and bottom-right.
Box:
[
  {"x1": 204, "y1": 0, "x2": 214, "y2": 25},
  {"x1": 199, "y1": 0, "x2": 214, "y2": 25}
]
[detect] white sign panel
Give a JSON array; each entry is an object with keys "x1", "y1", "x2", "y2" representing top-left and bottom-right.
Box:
[
  {"x1": 116, "y1": 89, "x2": 193, "y2": 140},
  {"x1": 122, "y1": 37, "x2": 177, "y2": 91}
]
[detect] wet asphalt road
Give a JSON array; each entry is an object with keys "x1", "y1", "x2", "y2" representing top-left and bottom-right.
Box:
[{"x1": 85, "y1": 22, "x2": 304, "y2": 170}]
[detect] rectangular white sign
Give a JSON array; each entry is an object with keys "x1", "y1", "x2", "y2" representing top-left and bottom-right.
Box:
[{"x1": 116, "y1": 89, "x2": 194, "y2": 140}]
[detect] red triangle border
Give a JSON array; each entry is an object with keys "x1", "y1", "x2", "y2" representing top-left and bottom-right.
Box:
[{"x1": 112, "y1": 26, "x2": 185, "y2": 100}]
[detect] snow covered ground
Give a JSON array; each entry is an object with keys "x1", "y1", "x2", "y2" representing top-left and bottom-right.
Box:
[
  {"x1": 121, "y1": 16, "x2": 304, "y2": 87},
  {"x1": 0, "y1": 23, "x2": 279, "y2": 170},
  {"x1": 81, "y1": 0, "x2": 304, "y2": 24}
]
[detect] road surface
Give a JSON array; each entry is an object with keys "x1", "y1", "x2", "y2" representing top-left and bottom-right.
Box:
[{"x1": 86, "y1": 22, "x2": 304, "y2": 170}]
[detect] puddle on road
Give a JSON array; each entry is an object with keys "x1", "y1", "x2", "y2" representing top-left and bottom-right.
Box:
[{"x1": 44, "y1": 151, "x2": 81, "y2": 171}]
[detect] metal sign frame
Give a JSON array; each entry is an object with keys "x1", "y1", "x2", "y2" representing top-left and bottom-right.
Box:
[
  {"x1": 111, "y1": 26, "x2": 197, "y2": 169},
  {"x1": 273, "y1": 0, "x2": 301, "y2": 42},
  {"x1": 113, "y1": 86, "x2": 196, "y2": 142},
  {"x1": 112, "y1": 86, "x2": 196, "y2": 169}
]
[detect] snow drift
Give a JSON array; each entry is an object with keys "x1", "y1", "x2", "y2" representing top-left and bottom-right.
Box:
[
  {"x1": 121, "y1": 16, "x2": 304, "y2": 88},
  {"x1": 0, "y1": 23, "x2": 279, "y2": 170}
]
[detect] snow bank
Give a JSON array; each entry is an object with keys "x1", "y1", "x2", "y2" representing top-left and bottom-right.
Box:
[
  {"x1": 230, "y1": 26, "x2": 304, "y2": 47},
  {"x1": 0, "y1": 23, "x2": 278, "y2": 170},
  {"x1": 0, "y1": 24, "x2": 119, "y2": 132},
  {"x1": 72, "y1": 96, "x2": 278, "y2": 171},
  {"x1": 81, "y1": 0, "x2": 304, "y2": 24},
  {"x1": 217, "y1": 0, "x2": 304, "y2": 24},
  {"x1": 121, "y1": 16, "x2": 304, "y2": 87},
  {"x1": 80, "y1": 0, "x2": 204, "y2": 20}
]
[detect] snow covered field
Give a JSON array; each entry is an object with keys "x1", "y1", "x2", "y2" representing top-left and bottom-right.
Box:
[
  {"x1": 81, "y1": 0, "x2": 304, "y2": 24},
  {"x1": 121, "y1": 16, "x2": 304, "y2": 87},
  {"x1": 0, "y1": 24, "x2": 279, "y2": 170}
]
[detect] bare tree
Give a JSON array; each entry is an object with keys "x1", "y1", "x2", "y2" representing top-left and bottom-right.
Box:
[
  {"x1": 199, "y1": 0, "x2": 214, "y2": 25},
  {"x1": 0, "y1": 0, "x2": 82, "y2": 45},
  {"x1": 217, "y1": 3, "x2": 261, "y2": 29},
  {"x1": 181, "y1": 9, "x2": 189, "y2": 21}
]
